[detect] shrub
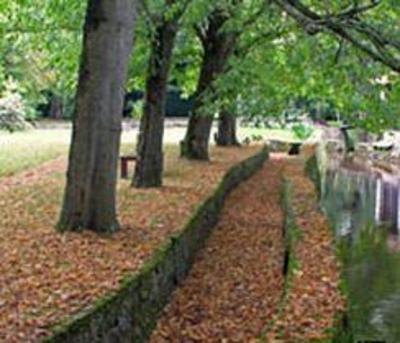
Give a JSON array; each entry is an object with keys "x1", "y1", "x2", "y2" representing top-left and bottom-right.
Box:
[
  {"x1": 130, "y1": 99, "x2": 143, "y2": 119},
  {"x1": 291, "y1": 123, "x2": 314, "y2": 140},
  {"x1": 0, "y1": 90, "x2": 31, "y2": 132}
]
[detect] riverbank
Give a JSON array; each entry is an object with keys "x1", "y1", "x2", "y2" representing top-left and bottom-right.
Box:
[{"x1": 318, "y1": 138, "x2": 400, "y2": 341}]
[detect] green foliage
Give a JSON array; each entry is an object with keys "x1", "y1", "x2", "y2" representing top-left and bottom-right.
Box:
[
  {"x1": 130, "y1": 100, "x2": 143, "y2": 119},
  {"x1": 0, "y1": 0, "x2": 398, "y2": 134},
  {"x1": 202, "y1": 0, "x2": 400, "y2": 133},
  {"x1": 127, "y1": 0, "x2": 213, "y2": 94},
  {"x1": 0, "y1": 0, "x2": 85, "y2": 116},
  {"x1": 291, "y1": 123, "x2": 314, "y2": 140}
]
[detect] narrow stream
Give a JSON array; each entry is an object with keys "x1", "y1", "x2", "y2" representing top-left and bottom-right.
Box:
[{"x1": 321, "y1": 155, "x2": 400, "y2": 342}]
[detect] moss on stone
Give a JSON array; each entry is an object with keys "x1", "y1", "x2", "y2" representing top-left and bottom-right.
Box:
[
  {"x1": 305, "y1": 153, "x2": 322, "y2": 197},
  {"x1": 43, "y1": 146, "x2": 269, "y2": 343}
]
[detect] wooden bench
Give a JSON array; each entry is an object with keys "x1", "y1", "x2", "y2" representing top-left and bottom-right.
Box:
[{"x1": 120, "y1": 155, "x2": 137, "y2": 179}]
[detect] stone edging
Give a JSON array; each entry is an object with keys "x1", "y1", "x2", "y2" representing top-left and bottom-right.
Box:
[
  {"x1": 259, "y1": 177, "x2": 298, "y2": 337},
  {"x1": 43, "y1": 146, "x2": 269, "y2": 343}
]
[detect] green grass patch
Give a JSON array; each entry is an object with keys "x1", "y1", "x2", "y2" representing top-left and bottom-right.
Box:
[
  {"x1": 0, "y1": 130, "x2": 70, "y2": 177},
  {"x1": 0, "y1": 129, "x2": 137, "y2": 177},
  {"x1": 239, "y1": 127, "x2": 299, "y2": 142}
]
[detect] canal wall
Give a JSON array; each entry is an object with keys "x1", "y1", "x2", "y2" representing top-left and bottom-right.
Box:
[{"x1": 43, "y1": 147, "x2": 269, "y2": 343}]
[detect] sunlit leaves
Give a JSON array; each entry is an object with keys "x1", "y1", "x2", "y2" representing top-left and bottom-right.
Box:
[
  {"x1": 0, "y1": 0, "x2": 398, "y2": 131},
  {"x1": 0, "y1": 0, "x2": 85, "y2": 111}
]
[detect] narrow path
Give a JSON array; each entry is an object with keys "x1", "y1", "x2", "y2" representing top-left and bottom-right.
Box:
[
  {"x1": 150, "y1": 158, "x2": 286, "y2": 342},
  {"x1": 266, "y1": 155, "x2": 345, "y2": 342}
]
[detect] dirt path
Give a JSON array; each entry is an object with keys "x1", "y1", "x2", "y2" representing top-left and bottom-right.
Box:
[{"x1": 150, "y1": 158, "x2": 286, "y2": 342}]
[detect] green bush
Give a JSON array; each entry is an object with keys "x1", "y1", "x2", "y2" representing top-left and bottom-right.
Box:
[
  {"x1": 130, "y1": 99, "x2": 143, "y2": 119},
  {"x1": 291, "y1": 123, "x2": 314, "y2": 140}
]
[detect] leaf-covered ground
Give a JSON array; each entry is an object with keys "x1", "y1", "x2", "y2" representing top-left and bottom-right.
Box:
[
  {"x1": 150, "y1": 158, "x2": 286, "y2": 342},
  {"x1": 0, "y1": 145, "x2": 259, "y2": 342},
  {"x1": 1, "y1": 146, "x2": 345, "y2": 342},
  {"x1": 266, "y1": 154, "x2": 345, "y2": 342},
  {"x1": 150, "y1": 152, "x2": 345, "y2": 342}
]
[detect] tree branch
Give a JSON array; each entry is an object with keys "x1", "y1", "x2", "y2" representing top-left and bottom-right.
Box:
[{"x1": 272, "y1": 0, "x2": 400, "y2": 72}]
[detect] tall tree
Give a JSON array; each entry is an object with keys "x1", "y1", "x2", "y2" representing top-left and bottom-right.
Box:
[
  {"x1": 133, "y1": 0, "x2": 191, "y2": 188},
  {"x1": 58, "y1": 0, "x2": 138, "y2": 233},
  {"x1": 180, "y1": 5, "x2": 238, "y2": 159},
  {"x1": 214, "y1": 25, "x2": 286, "y2": 147},
  {"x1": 215, "y1": 110, "x2": 240, "y2": 146},
  {"x1": 180, "y1": 0, "x2": 277, "y2": 158}
]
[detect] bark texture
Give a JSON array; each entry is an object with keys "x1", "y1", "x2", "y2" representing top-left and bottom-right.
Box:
[
  {"x1": 133, "y1": 16, "x2": 178, "y2": 188},
  {"x1": 180, "y1": 9, "x2": 237, "y2": 160},
  {"x1": 49, "y1": 94, "x2": 63, "y2": 119},
  {"x1": 215, "y1": 110, "x2": 240, "y2": 146},
  {"x1": 58, "y1": 0, "x2": 137, "y2": 233}
]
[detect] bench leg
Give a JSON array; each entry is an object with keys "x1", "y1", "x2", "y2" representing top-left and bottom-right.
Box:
[
  {"x1": 121, "y1": 160, "x2": 128, "y2": 179},
  {"x1": 288, "y1": 144, "x2": 301, "y2": 156}
]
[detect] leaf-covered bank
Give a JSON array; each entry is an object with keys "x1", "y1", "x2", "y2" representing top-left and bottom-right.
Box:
[
  {"x1": 150, "y1": 158, "x2": 286, "y2": 342},
  {"x1": 266, "y1": 153, "x2": 345, "y2": 341},
  {"x1": 0, "y1": 145, "x2": 260, "y2": 342}
]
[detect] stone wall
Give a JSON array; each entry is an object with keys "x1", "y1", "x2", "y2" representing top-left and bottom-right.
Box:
[{"x1": 43, "y1": 146, "x2": 269, "y2": 343}]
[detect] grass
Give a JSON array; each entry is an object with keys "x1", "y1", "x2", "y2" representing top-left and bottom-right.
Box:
[
  {"x1": 0, "y1": 129, "x2": 137, "y2": 177},
  {"x1": 239, "y1": 127, "x2": 302, "y2": 142},
  {"x1": 327, "y1": 121, "x2": 342, "y2": 128},
  {"x1": 0, "y1": 125, "x2": 298, "y2": 178},
  {"x1": 0, "y1": 130, "x2": 70, "y2": 177}
]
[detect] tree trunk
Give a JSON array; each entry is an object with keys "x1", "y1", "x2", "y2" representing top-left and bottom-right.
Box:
[
  {"x1": 180, "y1": 9, "x2": 237, "y2": 160},
  {"x1": 58, "y1": 0, "x2": 137, "y2": 233},
  {"x1": 181, "y1": 114, "x2": 214, "y2": 159},
  {"x1": 215, "y1": 110, "x2": 240, "y2": 146},
  {"x1": 133, "y1": 19, "x2": 178, "y2": 188},
  {"x1": 49, "y1": 94, "x2": 63, "y2": 119},
  {"x1": 179, "y1": 54, "x2": 215, "y2": 160},
  {"x1": 341, "y1": 127, "x2": 355, "y2": 153}
]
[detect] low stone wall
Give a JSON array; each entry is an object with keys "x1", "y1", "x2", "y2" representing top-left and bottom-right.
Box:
[
  {"x1": 305, "y1": 153, "x2": 322, "y2": 197},
  {"x1": 43, "y1": 146, "x2": 269, "y2": 343}
]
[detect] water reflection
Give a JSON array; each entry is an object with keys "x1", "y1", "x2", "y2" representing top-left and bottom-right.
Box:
[
  {"x1": 321, "y1": 155, "x2": 400, "y2": 342},
  {"x1": 323, "y1": 157, "x2": 400, "y2": 239}
]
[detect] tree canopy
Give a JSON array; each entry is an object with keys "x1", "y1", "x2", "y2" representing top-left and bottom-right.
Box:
[{"x1": 1, "y1": 0, "x2": 398, "y2": 132}]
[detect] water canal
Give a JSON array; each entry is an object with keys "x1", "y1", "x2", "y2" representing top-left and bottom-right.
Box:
[{"x1": 320, "y1": 151, "x2": 400, "y2": 342}]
